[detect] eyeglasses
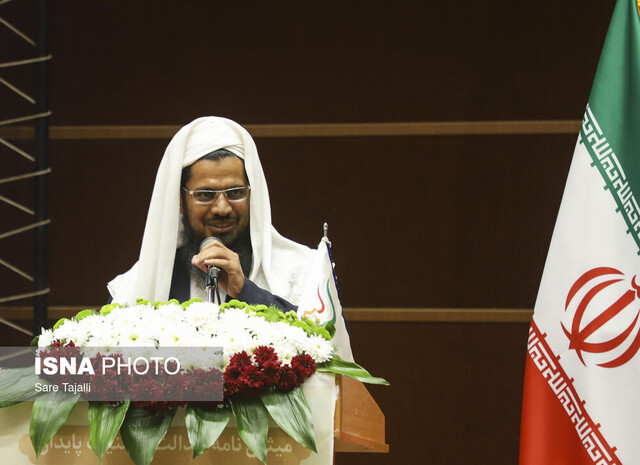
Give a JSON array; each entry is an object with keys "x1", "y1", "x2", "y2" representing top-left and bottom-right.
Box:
[{"x1": 182, "y1": 186, "x2": 251, "y2": 204}]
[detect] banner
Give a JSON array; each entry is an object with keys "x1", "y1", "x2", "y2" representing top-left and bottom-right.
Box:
[{"x1": 520, "y1": 1, "x2": 640, "y2": 463}]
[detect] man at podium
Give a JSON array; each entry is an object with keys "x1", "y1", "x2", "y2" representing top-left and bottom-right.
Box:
[{"x1": 106, "y1": 117, "x2": 316, "y2": 309}]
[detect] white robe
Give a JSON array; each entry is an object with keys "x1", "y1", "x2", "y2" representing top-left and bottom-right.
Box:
[{"x1": 107, "y1": 117, "x2": 316, "y2": 305}]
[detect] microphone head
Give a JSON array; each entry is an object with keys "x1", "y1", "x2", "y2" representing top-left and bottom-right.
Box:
[{"x1": 199, "y1": 236, "x2": 222, "y2": 251}]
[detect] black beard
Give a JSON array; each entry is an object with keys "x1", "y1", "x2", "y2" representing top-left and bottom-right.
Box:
[{"x1": 179, "y1": 216, "x2": 253, "y2": 285}]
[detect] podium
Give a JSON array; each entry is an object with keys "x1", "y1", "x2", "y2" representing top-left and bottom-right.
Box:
[
  {"x1": 334, "y1": 375, "x2": 388, "y2": 453},
  {"x1": 0, "y1": 374, "x2": 387, "y2": 464}
]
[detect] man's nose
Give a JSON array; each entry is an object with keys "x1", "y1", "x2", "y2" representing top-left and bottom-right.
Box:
[{"x1": 209, "y1": 194, "x2": 232, "y2": 215}]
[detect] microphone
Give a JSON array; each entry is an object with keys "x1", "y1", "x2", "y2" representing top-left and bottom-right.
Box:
[
  {"x1": 199, "y1": 237, "x2": 221, "y2": 278},
  {"x1": 199, "y1": 237, "x2": 223, "y2": 304}
]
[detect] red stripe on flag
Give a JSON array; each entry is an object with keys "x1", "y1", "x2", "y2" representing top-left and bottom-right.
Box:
[{"x1": 520, "y1": 321, "x2": 620, "y2": 465}]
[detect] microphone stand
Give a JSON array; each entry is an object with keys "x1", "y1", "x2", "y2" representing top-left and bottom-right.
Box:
[{"x1": 205, "y1": 266, "x2": 222, "y2": 304}]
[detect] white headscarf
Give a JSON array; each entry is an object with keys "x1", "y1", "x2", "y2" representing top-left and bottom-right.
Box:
[{"x1": 108, "y1": 117, "x2": 315, "y2": 305}]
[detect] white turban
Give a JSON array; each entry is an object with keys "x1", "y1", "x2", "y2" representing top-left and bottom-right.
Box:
[{"x1": 108, "y1": 117, "x2": 315, "y2": 305}]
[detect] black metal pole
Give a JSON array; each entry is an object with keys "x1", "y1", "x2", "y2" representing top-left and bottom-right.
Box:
[{"x1": 33, "y1": 0, "x2": 49, "y2": 335}]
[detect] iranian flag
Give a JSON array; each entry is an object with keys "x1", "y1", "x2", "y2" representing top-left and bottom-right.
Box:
[{"x1": 520, "y1": 0, "x2": 640, "y2": 464}]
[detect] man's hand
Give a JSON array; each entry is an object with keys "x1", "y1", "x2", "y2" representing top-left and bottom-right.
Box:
[{"x1": 191, "y1": 240, "x2": 245, "y2": 298}]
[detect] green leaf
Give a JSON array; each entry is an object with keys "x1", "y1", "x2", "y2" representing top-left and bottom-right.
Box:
[
  {"x1": 324, "y1": 321, "x2": 336, "y2": 338},
  {"x1": 120, "y1": 406, "x2": 176, "y2": 465},
  {"x1": 53, "y1": 317, "x2": 70, "y2": 329},
  {"x1": 185, "y1": 403, "x2": 231, "y2": 458},
  {"x1": 88, "y1": 401, "x2": 130, "y2": 459},
  {"x1": 230, "y1": 396, "x2": 269, "y2": 464},
  {"x1": 317, "y1": 354, "x2": 390, "y2": 385},
  {"x1": 0, "y1": 401, "x2": 20, "y2": 408},
  {"x1": 73, "y1": 309, "x2": 97, "y2": 322},
  {"x1": 0, "y1": 367, "x2": 42, "y2": 406},
  {"x1": 30, "y1": 391, "x2": 80, "y2": 456},
  {"x1": 261, "y1": 387, "x2": 316, "y2": 452}
]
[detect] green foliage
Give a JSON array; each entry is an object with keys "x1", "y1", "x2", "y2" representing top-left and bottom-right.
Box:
[
  {"x1": 185, "y1": 403, "x2": 231, "y2": 458},
  {"x1": 254, "y1": 305, "x2": 286, "y2": 322},
  {"x1": 0, "y1": 367, "x2": 42, "y2": 407},
  {"x1": 180, "y1": 297, "x2": 203, "y2": 309},
  {"x1": 324, "y1": 321, "x2": 336, "y2": 338},
  {"x1": 120, "y1": 406, "x2": 176, "y2": 465},
  {"x1": 217, "y1": 300, "x2": 335, "y2": 341},
  {"x1": 30, "y1": 392, "x2": 80, "y2": 456},
  {"x1": 53, "y1": 318, "x2": 70, "y2": 329},
  {"x1": 318, "y1": 354, "x2": 390, "y2": 385},
  {"x1": 99, "y1": 303, "x2": 121, "y2": 316},
  {"x1": 88, "y1": 401, "x2": 130, "y2": 459},
  {"x1": 73, "y1": 309, "x2": 97, "y2": 322},
  {"x1": 230, "y1": 397, "x2": 269, "y2": 464},
  {"x1": 262, "y1": 387, "x2": 317, "y2": 452}
]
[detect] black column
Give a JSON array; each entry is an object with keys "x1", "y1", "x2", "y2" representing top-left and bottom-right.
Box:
[{"x1": 33, "y1": 0, "x2": 49, "y2": 335}]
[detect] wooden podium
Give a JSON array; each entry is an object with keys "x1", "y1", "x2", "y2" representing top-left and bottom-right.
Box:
[{"x1": 334, "y1": 375, "x2": 389, "y2": 454}]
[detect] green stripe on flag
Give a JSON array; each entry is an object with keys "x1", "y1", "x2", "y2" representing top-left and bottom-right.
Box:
[
  {"x1": 580, "y1": 106, "x2": 640, "y2": 253},
  {"x1": 325, "y1": 279, "x2": 337, "y2": 324},
  {"x1": 580, "y1": 0, "x2": 640, "y2": 253}
]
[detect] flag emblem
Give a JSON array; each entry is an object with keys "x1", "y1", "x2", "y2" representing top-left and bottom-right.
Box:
[
  {"x1": 301, "y1": 279, "x2": 337, "y2": 324},
  {"x1": 562, "y1": 267, "x2": 640, "y2": 368}
]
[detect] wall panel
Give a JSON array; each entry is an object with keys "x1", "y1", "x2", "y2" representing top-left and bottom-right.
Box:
[{"x1": 45, "y1": 1, "x2": 611, "y2": 125}]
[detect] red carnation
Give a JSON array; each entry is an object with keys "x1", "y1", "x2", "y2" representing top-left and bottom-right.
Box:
[
  {"x1": 228, "y1": 351, "x2": 252, "y2": 368},
  {"x1": 224, "y1": 377, "x2": 243, "y2": 398},
  {"x1": 276, "y1": 365, "x2": 300, "y2": 392},
  {"x1": 291, "y1": 354, "x2": 316, "y2": 380},
  {"x1": 224, "y1": 363, "x2": 242, "y2": 381},
  {"x1": 253, "y1": 346, "x2": 278, "y2": 367},
  {"x1": 260, "y1": 359, "x2": 282, "y2": 385},
  {"x1": 239, "y1": 364, "x2": 265, "y2": 389}
]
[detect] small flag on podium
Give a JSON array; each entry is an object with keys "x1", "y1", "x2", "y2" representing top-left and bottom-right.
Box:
[{"x1": 297, "y1": 225, "x2": 354, "y2": 361}]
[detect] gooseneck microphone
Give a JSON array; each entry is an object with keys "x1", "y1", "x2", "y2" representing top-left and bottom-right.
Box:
[{"x1": 199, "y1": 236, "x2": 222, "y2": 304}]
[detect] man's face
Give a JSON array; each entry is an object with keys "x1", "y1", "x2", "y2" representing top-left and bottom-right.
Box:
[{"x1": 181, "y1": 157, "x2": 250, "y2": 246}]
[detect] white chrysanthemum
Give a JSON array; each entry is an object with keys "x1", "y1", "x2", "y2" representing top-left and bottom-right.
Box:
[
  {"x1": 57, "y1": 321, "x2": 89, "y2": 346},
  {"x1": 38, "y1": 328, "x2": 54, "y2": 347},
  {"x1": 220, "y1": 328, "x2": 255, "y2": 350},
  {"x1": 75, "y1": 313, "x2": 101, "y2": 330},
  {"x1": 114, "y1": 322, "x2": 156, "y2": 347},
  {"x1": 177, "y1": 330, "x2": 214, "y2": 348},
  {"x1": 217, "y1": 332, "x2": 254, "y2": 365},
  {"x1": 273, "y1": 341, "x2": 299, "y2": 366},
  {"x1": 278, "y1": 324, "x2": 311, "y2": 349},
  {"x1": 84, "y1": 325, "x2": 118, "y2": 347},
  {"x1": 51, "y1": 319, "x2": 78, "y2": 341},
  {"x1": 184, "y1": 301, "x2": 219, "y2": 323},
  {"x1": 177, "y1": 346, "x2": 223, "y2": 370},
  {"x1": 218, "y1": 308, "x2": 251, "y2": 327},
  {"x1": 252, "y1": 321, "x2": 288, "y2": 348},
  {"x1": 156, "y1": 324, "x2": 201, "y2": 347},
  {"x1": 302, "y1": 334, "x2": 334, "y2": 363},
  {"x1": 154, "y1": 304, "x2": 185, "y2": 322}
]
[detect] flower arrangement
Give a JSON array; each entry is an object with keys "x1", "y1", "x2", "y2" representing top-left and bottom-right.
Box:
[{"x1": 0, "y1": 299, "x2": 387, "y2": 465}]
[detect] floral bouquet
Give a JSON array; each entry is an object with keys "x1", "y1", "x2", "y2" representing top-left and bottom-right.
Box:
[{"x1": 0, "y1": 298, "x2": 387, "y2": 465}]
